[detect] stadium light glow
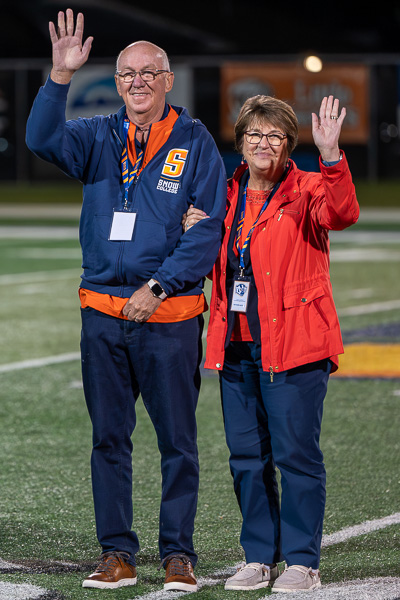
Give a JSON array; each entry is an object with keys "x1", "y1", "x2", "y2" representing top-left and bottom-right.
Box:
[{"x1": 304, "y1": 55, "x2": 323, "y2": 73}]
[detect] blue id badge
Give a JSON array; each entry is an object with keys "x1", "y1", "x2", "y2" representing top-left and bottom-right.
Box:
[
  {"x1": 230, "y1": 277, "x2": 250, "y2": 312},
  {"x1": 109, "y1": 209, "x2": 137, "y2": 241}
]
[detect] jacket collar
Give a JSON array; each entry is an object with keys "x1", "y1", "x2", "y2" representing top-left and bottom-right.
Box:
[
  {"x1": 112, "y1": 103, "x2": 194, "y2": 143},
  {"x1": 229, "y1": 159, "x2": 301, "y2": 201},
  {"x1": 227, "y1": 162, "x2": 247, "y2": 209},
  {"x1": 227, "y1": 159, "x2": 301, "y2": 228}
]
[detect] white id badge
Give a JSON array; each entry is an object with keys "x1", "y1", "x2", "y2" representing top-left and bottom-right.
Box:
[
  {"x1": 230, "y1": 278, "x2": 250, "y2": 312},
  {"x1": 109, "y1": 210, "x2": 137, "y2": 241}
]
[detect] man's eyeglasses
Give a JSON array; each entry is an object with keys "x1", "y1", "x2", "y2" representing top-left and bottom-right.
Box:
[
  {"x1": 244, "y1": 131, "x2": 287, "y2": 146},
  {"x1": 116, "y1": 70, "x2": 170, "y2": 83}
]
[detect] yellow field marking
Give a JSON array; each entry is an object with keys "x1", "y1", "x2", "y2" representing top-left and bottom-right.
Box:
[{"x1": 333, "y1": 343, "x2": 400, "y2": 378}]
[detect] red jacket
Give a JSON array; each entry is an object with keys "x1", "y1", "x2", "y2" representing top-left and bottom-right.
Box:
[{"x1": 204, "y1": 154, "x2": 359, "y2": 376}]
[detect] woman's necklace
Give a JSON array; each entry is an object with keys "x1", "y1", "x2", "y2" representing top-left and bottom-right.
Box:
[{"x1": 246, "y1": 188, "x2": 271, "y2": 205}]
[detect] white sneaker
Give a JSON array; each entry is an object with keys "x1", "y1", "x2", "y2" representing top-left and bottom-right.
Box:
[
  {"x1": 272, "y1": 564, "x2": 321, "y2": 593},
  {"x1": 225, "y1": 562, "x2": 279, "y2": 590}
]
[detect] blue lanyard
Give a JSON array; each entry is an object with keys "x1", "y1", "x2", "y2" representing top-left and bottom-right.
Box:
[
  {"x1": 235, "y1": 183, "x2": 271, "y2": 270},
  {"x1": 120, "y1": 118, "x2": 144, "y2": 208}
]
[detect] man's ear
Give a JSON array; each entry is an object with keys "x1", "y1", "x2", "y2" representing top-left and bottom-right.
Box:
[
  {"x1": 165, "y1": 72, "x2": 174, "y2": 94},
  {"x1": 115, "y1": 74, "x2": 122, "y2": 97}
]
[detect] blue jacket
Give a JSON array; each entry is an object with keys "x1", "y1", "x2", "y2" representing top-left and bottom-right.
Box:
[{"x1": 26, "y1": 77, "x2": 227, "y2": 298}]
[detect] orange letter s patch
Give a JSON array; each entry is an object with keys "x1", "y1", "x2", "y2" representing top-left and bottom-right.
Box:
[{"x1": 161, "y1": 149, "x2": 188, "y2": 178}]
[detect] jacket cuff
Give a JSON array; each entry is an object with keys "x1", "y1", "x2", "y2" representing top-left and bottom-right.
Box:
[
  {"x1": 151, "y1": 272, "x2": 172, "y2": 296},
  {"x1": 42, "y1": 74, "x2": 71, "y2": 101},
  {"x1": 319, "y1": 150, "x2": 348, "y2": 177},
  {"x1": 322, "y1": 153, "x2": 342, "y2": 167}
]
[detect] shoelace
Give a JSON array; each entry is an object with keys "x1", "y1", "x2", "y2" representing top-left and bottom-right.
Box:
[
  {"x1": 284, "y1": 565, "x2": 318, "y2": 579},
  {"x1": 237, "y1": 562, "x2": 265, "y2": 572},
  {"x1": 95, "y1": 551, "x2": 131, "y2": 574},
  {"x1": 159, "y1": 554, "x2": 191, "y2": 575}
]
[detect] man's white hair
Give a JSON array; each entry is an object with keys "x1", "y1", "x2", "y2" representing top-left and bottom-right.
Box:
[{"x1": 116, "y1": 41, "x2": 170, "y2": 72}]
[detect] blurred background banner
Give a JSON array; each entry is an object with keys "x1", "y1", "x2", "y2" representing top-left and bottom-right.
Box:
[
  {"x1": 220, "y1": 63, "x2": 370, "y2": 144},
  {"x1": 1, "y1": 55, "x2": 397, "y2": 181},
  {"x1": 62, "y1": 66, "x2": 121, "y2": 120}
]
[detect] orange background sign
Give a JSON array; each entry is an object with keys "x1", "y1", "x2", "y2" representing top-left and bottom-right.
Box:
[{"x1": 220, "y1": 63, "x2": 370, "y2": 144}]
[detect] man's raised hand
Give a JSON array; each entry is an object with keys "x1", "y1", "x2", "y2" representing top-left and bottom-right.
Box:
[{"x1": 49, "y1": 9, "x2": 93, "y2": 84}]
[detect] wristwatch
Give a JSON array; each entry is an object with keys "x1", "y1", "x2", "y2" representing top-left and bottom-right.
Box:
[{"x1": 148, "y1": 279, "x2": 167, "y2": 300}]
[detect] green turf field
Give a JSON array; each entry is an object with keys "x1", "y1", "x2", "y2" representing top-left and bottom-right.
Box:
[{"x1": 0, "y1": 192, "x2": 399, "y2": 599}]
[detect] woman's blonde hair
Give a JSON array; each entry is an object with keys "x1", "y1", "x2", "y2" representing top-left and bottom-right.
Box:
[{"x1": 234, "y1": 95, "x2": 299, "y2": 155}]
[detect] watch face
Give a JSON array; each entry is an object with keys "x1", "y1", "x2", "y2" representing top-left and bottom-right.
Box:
[{"x1": 151, "y1": 283, "x2": 163, "y2": 297}]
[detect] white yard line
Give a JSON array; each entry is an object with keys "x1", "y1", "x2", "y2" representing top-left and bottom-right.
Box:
[
  {"x1": 330, "y1": 248, "x2": 400, "y2": 261},
  {"x1": 129, "y1": 577, "x2": 400, "y2": 600},
  {"x1": 0, "y1": 226, "x2": 78, "y2": 239},
  {"x1": 15, "y1": 248, "x2": 81, "y2": 259},
  {"x1": 0, "y1": 269, "x2": 80, "y2": 285},
  {"x1": 131, "y1": 587, "x2": 199, "y2": 599},
  {"x1": 0, "y1": 204, "x2": 81, "y2": 219},
  {"x1": 321, "y1": 512, "x2": 400, "y2": 547},
  {"x1": 357, "y1": 208, "x2": 400, "y2": 223},
  {"x1": 0, "y1": 353, "x2": 80, "y2": 374},
  {"x1": 265, "y1": 578, "x2": 400, "y2": 600},
  {"x1": 0, "y1": 582, "x2": 46, "y2": 600},
  {"x1": 0, "y1": 559, "x2": 22, "y2": 570},
  {"x1": 330, "y1": 230, "x2": 400, "y2": 244},
  {"x1": 338, "y1": 299, "x2": 400, "y2": 316}
]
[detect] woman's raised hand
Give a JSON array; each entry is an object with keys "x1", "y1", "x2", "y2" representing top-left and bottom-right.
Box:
[{"x1": 311, "y1": 95, "x2": 346, "y2": 162}]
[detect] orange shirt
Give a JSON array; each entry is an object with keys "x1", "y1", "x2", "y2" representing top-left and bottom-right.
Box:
[
  {"x1": 79, "y1": 288, "x2": 207, "y2": 323},
  {"x1": 231, "y1": 188, "x2": 271, "y2": 342},
  {"x1": 127, "y1": 106, "x2": 179, "y2": 174}
]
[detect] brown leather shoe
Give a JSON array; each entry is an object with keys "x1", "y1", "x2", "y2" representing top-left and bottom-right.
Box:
[
  {"x1": 164, "y1": 554, "x2": 197, "y2": 592},
  {"x1": 82, "y1": 551, "x2": 137, "y2": 589}
]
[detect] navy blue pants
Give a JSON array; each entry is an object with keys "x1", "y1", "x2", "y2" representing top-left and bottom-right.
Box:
[
  {"x1": 220, "y1": 342, "x2": 331, "y2": 569},
  {"x1": 80, "y1": 307, "x2": 203, "y2": 567}
]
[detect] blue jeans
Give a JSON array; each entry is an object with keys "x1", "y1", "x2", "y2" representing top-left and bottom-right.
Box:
[
  {"x1": 80, "y1": 307, "x2": 203, "y2": 566},
  {"x1": 220, "y1": 342, "x2": 331, "y2": 568}
]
